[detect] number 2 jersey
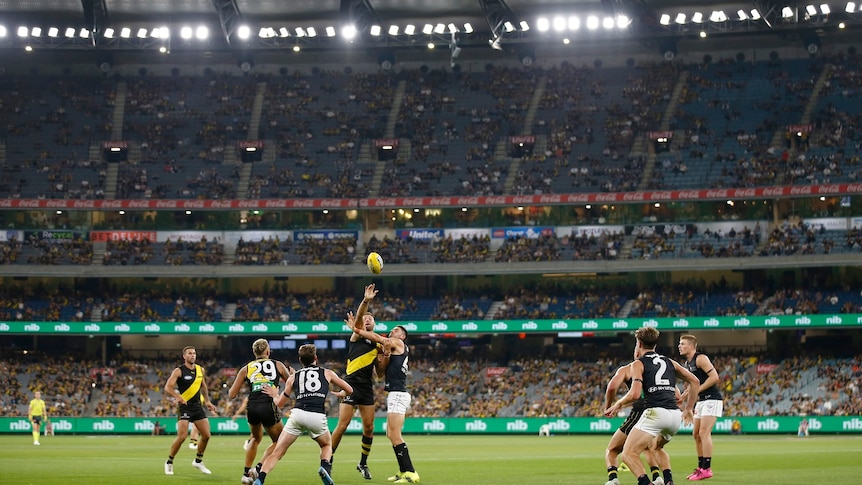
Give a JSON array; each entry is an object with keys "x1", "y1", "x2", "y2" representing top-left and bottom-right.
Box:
[
  {"x1": 292, "y1": 365, "x2": 330, "y2": 414},
  {"x1": 639, "y1": 351, "x2": 679, "y2": 410}
]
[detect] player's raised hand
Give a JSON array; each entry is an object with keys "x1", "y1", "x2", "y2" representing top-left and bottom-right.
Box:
[{"x1": 364, "y1": 283, "x2": 378, "y2": 300}]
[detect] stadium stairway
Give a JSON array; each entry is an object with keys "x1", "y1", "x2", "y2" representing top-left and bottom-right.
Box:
[
  {"x1": 639, "y1": 70, "x2": 689, "y2": 190},
  {"x1": 103, "y1": 164, "x2": 119, "y2": 199},
  {"x1": 384, "y1": 80, "x2": 408, "y2": 138},
  {"x1": 221, "y1": 303, "x2": 237, "y2": 322},
  {"x1": 0, "y1": 140, "x2": 5, "y2": 165},
  {"x1": 91, "y1": 241, "x2": 107, "y2": 266},
  {"x1": 247, "y1": 82, "x2": 267, "y2": 140},
  {"x1": 522, "y1": 76, "x2": 547, "y2": 136},
  {"x1": 111, "y1": 82, "x2": 127, "y2": 141},
  {"x1": 236, "y1": 163, "x2": 252, "y2": 196},
  {"x1": 484, "y1": 301, "x2": 505, "y2": 319}
]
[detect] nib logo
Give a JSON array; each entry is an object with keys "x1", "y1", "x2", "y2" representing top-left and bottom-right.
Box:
[
  {"x1": 54, "y1": 323, "x2": 71, "y2": 332},
  {"x1": 93, "y1": 420, "x2": 114, "y2": 431},
  {"x1": 465, "y1": 420, "x2": 487, "y2": 432},
  {"x1": 0, "y1": 323, "x2": 10, "y2": 331},
  {"x1": 714, "y1": 419, "x2": 734, "y2": 431},
  {"x1": 229, "y1": 324, "x2": 245, "y2": 332},
  {"x1": 114, "y1": 324, "x2": 130, "y2": 332},
  {"x1": 492, "y1": 322, "x2": 508, "y2": 331},
  {"x1": 218, "y1": 420, "x2": 240, "y2": 431},
  {"x1": 84, "y1": 324, "x2": 101, "y2": 332},
  {"x1": 347, "y1": 420, "x2": 363, "y2": 432},
  {"x1": 642, "y1": 319, "x2": 658, "y2": 328},
  {"x1": 252, "y1": 324, "x2": 268, "y2": 332},
  {"x1": 757, "y1": 418, "x2": 780, "y2": 431},
  {"x1": 548, "y1": 419, "x2": 570, "y2": 431},
  {"x1": 198, "y1": 324, "x2": 215, "y2": 332},
  {"x1": 403, "y1": 323, "x2": 418, "y2": 331},
  {"x1": 461, "y1": 322, "x2": 478, "y2": 331},
  {"x1": 144, "y1": 324, "x2": 160, "y2": 332},
  {"x1": 795, "y1": 316, "x2": 811, "y2": 326},
  {"x1": 174, "y1": 323, "x2": 190, "y2": 332},
  {"x1": 808, "y1": 418, "x2": 822, "y2": 431},
  {"x1": 843, "y1": 418, "x2": 862, "y2": 430},
  {"x1": 590, "y1": 420, "x2": 612, "y2": 431},
  {"x1": 281, "y1": 323, "x2": 298, "y2": 332},
  {"x1": 506, "y1": 420, "x2": 529, "y2": 431},
  {"x1": 423, "y1": 420, "x2": 445, "y2": 432}
]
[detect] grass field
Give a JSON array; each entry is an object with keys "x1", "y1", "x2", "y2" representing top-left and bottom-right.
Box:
[{"x1": 2, "y1": 434, "x2": 861, "y2": 484}]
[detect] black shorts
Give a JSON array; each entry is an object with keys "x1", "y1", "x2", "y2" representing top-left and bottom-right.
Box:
[
  {"x1": 177, "y1": 402, "x2": 208, "y2": 423},
  {"x1": 619, "y1": 407, "x2": 645, "y2": 435},
  {"x1": 342, "y1": 383, "x2": 375, "y2": 407},
  {"x1": 247, "y1": 400, "x2": 281, "y2": 428},
  {"x1": 31, "y1": 416, "x2": 43, "y2": 426}
]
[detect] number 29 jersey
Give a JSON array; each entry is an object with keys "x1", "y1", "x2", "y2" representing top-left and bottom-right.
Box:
[{"x1": 245, "y1": 358, "x2": 283, "y2": 404}]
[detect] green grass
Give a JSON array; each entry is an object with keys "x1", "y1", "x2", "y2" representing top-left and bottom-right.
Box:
[{"x1": 1, "y1": 434, "x2": 861, "y2": 484}]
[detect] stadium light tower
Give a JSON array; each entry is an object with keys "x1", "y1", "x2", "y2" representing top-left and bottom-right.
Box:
[
  {"x1": 211, "y1": 0, "x2": 244, "y2": 45},
  {"x1": 479, "y1": 0, "x2": 522, "y2": 50}
]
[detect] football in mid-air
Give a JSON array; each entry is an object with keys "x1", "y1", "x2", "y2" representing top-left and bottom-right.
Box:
[{"x1": 367, "y1": 252, "x2": 384, "y2": 274}]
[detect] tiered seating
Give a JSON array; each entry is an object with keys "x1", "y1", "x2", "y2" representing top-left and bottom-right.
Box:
[
  {"x1": 668, "y1": 57, "x2": 819, "y2": 189},
  {"x1": 251, "y1": 70, "x2": 379, "y2": 198},
  {"x1": 0, "y1": 76, "x2": 112, "y2": 199},
  {"x1": 103, "y1": 239, "x2": 225, "y2": 265}
]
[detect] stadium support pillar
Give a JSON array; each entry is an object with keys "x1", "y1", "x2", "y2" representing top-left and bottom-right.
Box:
[{"x1": 80, "y1": 0, "x2": 109, "y2": 46}]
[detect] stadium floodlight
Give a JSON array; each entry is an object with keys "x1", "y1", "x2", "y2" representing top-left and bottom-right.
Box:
[
  {"x1": 700, "y1": 31, "x2": 707, "y2": 38},
  {"x1": 586, "y1": 15, "x2": 599, "y2": 30},
  {"x1": 464, "y1": 22, "x2": 474, "y2": 33},
  {"x1": 427, "y1": 42, "x2": 435, "y2": 49},
  {"x1": 603, "y1": 17, "x2": 615, "y2": 29},
  {"x1": 434, "y1": 23, "x2": 445, "y2": 34},
  {"x1": 258, "y1": 27, "x2": 274, "y2": 38},
  {"x1": 31, "y1": 27, "x2": 42, "y2": 37},
  {"x1": 568, "y1": 16, "x2": 580, "y2": 30},
  {"x1": 103, "y1": 27, "x2": 114, "y2": 38},
  {"x1": 448, "y1": 23, "x2": 458, "y2": 33},
  {"x1": 79, "y1": 28, "x2": 90, "y2": 38},
  {"x1": 675, "y1": 13, "x2": 687, "y2": 24},
  {"x1": 692, "y1": 12, "x2": 704, "y2": 23},
  {"x1": 388, "y1": 25, "x2": 399, "y2": 35},
  {"x1": 821, "y1": 4, "x2": 830, "y2": 14},
  {"x1": 520, "y1": 21, "x2": 529, "y2": 31},
  {"x1": 341, "y1": 25, "x2": 357, "y2": 39},
  {"x1": 278, "y1": 27, "x2": 290, "y2": 37},
  {"x1": 737, "y1": 10, "x2": 748, "y2": 20},
  {"x1": 536, "y1": 17, "x2": 549, "y2": 31},
  {"x1": 48, "y1": 27, "x2": 58, "y2": 37},
  {"x1": 325, "y1": 26, "x2": 335, "y2": 36},
  {"x1": 806, "y1": 5, "x2": 817, "y2": 15},
  {"x1": 195, "y1": 26, "x2": 208, "y2": 40},
  {"x1": 295, "y1": 27, "x2": 306, "y2": 37},
  {"x1": 846, "y1": 2, "x2": 856, "y2": 13},
  {"x1": 750, "y1": 9, "x2": 761, "y2": 19},
  {"x1": 422, "y1": 24, "x2": 433, "y2": 34},
  {"x1": 159, "y1": 46, "x2": 168, "y2": 53},
  {"x1": 237, "y1": 25, "x2": 250, "y2": 39},
  {"x1": 782, "y1": 6, "x2": 795, "y2": 18},
  {"x1": 307, "y1": 27, "x2": 317, "y2": 37},
  {"x1": 404, "y1": 24, "x2": 416, "y2": 35},
  {"x1": 0, "y1": 26, "x2": 7, "y2": 38},
  {"x1": 552, "y1": 16, "x2": 565, "y2": 31},
  {"x1": 120, "y1": 27, "x2": 131, "y2": 38},
  {"x1": 24, "y1": 45, "x2": 32, "y2": 51},
  {"x1": 503, "y1": 21, "x2": 515, "y2": 32},
  {"x1": 370, "y1": 25, "x2": 381, "y2": 36},
  {"x1": 660, "y1": 14, "x2": 671, "y2": 25},
  {"x1": 617, "y1": 15, "x2": 631, "y2": 28},
  {"x1": 180, "y1": 26, "x2": 192, "y2": 39},
  {"x1": 17, "y1": 26, "x2": 28, "y2": 37},
  {"x1": 137, "y1": 28, "x2": 147, "y2": 38},
  {"x1": 293, "y1": 45, "x2": 300, "y2": 51},
  {"x1": 563, "y1": 38, "x2": 570, "y2": 44},
  {"x1": 709, "y1": 10, "x2": 727, "y2": 22}
]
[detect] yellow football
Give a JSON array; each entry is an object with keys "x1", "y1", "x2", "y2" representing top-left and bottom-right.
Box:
[{"x1": 367, "y1": 252, "x2": 384, "y2": 274}]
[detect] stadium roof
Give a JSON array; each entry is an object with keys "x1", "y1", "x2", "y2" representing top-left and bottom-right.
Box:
[{"x1": 1, "y1": 0, "x2": 858, "y2": 55}]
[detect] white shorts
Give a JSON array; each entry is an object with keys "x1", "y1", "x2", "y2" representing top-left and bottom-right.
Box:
[
  {"x1": 283, "y1": 408, "x2": 329, "y2": 439},
  {"x1": 633, "y1": 407, "x2": 682, "y2": 442},
  {"x1": 386, "y1": 391, "x2": 412, "y2": 415},
  {"x1": 694, "y1": 399, "x2": 724, "y2": 419}
]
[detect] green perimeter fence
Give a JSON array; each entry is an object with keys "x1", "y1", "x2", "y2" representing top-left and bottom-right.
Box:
[{"x1": 3, "y1": 416, "x2": 861, "y2": 435}]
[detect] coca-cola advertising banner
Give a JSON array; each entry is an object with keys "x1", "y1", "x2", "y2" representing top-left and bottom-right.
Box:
[{"x1": 0, "y1": 184, "x2": 860, "y2": 211}]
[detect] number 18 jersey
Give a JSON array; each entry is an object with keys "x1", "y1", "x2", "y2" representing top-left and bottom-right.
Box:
[{"x1": 293, "y1": 366, "x2": 330, "y2": 414}]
